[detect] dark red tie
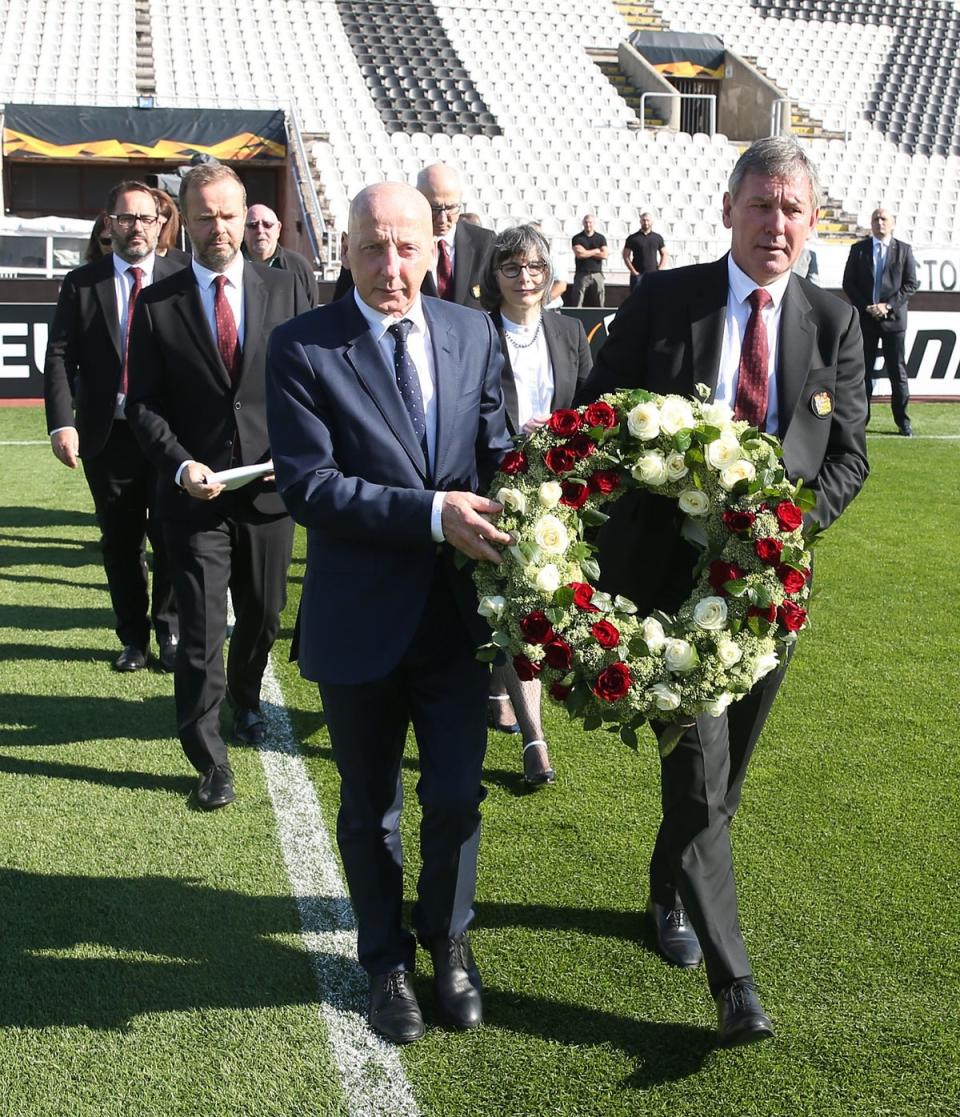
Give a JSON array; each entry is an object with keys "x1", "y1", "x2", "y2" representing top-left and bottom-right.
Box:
[
  {"x1": 121, "y1": 265, "x2": 143, "y2": 394},
  {"x1": 436, "y1": 238, "x2": 453, "y2": 301},
  {"x1": 734, "y1": 287, "x2": 772, "y2": 429},
  {"x1": 214, "y1": 274, "x2": 241, "y2": 383}
]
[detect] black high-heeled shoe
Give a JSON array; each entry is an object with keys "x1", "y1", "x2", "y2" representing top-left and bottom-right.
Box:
[
  {"x1": 522, "y1": 740, "x2": 556, "y2": 787},
  {"x1": 487, "y1": 695, "x2": 520, "y2": 734}
]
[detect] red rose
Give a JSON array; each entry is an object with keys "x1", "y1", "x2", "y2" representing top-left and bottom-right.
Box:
[
  {"x1": 776, "y1": 564, "x2": 809, "y2": 594},
  {"x1": 559, "y1": 480, "x2": 590, "y2": 509},
  {"x1": 708, "y1": 560, "x2": 746, "y2": 596},
  {"x1": 583, "y1": 401, "x2": 617, "y2": 429},
  {"x1": 569, "y1": 582, "x2": 600, "y2": 612},
  {"x1": 591, "y1": 620, "x2": 620, "y2": 649},
  {"x1": 544, "y1": 638, "x2": 573, "y2": 670},
  {"x1": 549, "y1": 681, "x2": 572, "y2": 701},
  {"x1": 593, "y1": 662, "x2": 631, "y2": 702},
  {"x1": 722, "y1": 508, "x2": 756, "y2": 534},
  {"x1": 547, "y1": 409, "x2": 582, "y2": 437},
  {"x1": 544, "y1": 446, "x2": 577, "y2": 475},
  {"x1": 566, "y1": 432, "x2": 598, "y2": 459},
  {"x1": 774, "y1": 501, "x2": 804, "y2": 532},
  {"x1": 747, "y1": 603, "x2": 778, "y2": 624},
  {"x1": 754, "y1": 537, "x2": 783, "y2": 565},
  {"x1": 778, "y1": 601, "x2": 808, "y2": 632},
  {"x1": 519, "y1": 610, "x2": 554, "y2": 644},
  {"x1": 500, "y1": 449, "x2": 528, "y2": 475},
  {"x1": 513, "y1": 654, "x2": 541, "y2": 681},
  {"x1": 588, "y1": 469, "x2": 621, "y2": 495}
]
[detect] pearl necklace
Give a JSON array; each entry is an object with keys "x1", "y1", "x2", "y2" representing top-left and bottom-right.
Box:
[{"x1": 503, "y1": 316, "x2": 543, "y2": 350}]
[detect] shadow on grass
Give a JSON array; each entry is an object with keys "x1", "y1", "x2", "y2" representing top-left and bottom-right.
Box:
[
  {"x1": 0, "y1": 869, "x2": 317, "y2": 1031},
  {"x1": 1, "y1": 643, "x2": 118, "y2": 665},
  {"x1": 0, "y1": 506, "x2": 97, "y2": 530},
  {"x1": 0, "y1": 692, "x2": 174, "y2": 747},
  {"x1": 0, "y1": 571, "x2": 105, "y2": 592},
  {"x1": 0, "y1": 542, "x2": 101, "y2": 570},
  {"x1": 0, "y1": 603, "x2": 108, "y2": 630},
  {"x1": 0, "y1": 754, "x2": 193, "y2": 796}
]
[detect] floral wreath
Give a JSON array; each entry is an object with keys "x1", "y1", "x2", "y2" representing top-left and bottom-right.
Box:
[{"x1": 473, "y1": 386, "x2": 819, "y2": 755}]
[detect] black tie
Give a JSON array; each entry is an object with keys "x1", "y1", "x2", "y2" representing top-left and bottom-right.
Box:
[{"x1": 387, "y1": 319, "x2": 428, "y2": 466}]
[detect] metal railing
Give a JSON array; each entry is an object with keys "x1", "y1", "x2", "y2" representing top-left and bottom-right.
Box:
[
  {"x1": 639, "y1": 92, "x2": 717, "y2": 135},
  {"x1": 770, "y1": 97, "x2": 850, "y2": 141},
  {"x1": 285, "y1": 104, "x2": 327, "y2": 270}
]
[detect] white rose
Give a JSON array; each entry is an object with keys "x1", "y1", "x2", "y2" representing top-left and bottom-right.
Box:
[
  {"x1": 533, "y1": 514, "x2": 569, "y2": 556},
  {"x1": 538, "y1": 481, "x2": 563, "y2": 509},
  {"x1": 496, "y1": 487, "x2": 527, "y2": 515},
  {"x1": 693, "y1": 596, "x2": 728, "y2": 630},
  {"x1": 664, "y1": 451, "x2": 689, "y2": 482},
  {"x1": 477, "y1": 595, "x2": 506, "y2": 619},
  {"x1": 716, "y1": 638, "x2": 742, "y2": 667},
  {"x1": 659, "y1": 397, "x2": 696, "y2": 435},
  {"x1": 641, "y1": 616, "x2": 666, "y2": 653},
  {"x1": 705, "y1": 430, "x2": 742, "y2": 469},
  {"x1": 533, "y1": 563, "x2": 561, "y2": 594},
  {"x1": 626, "y1": 402, "x2": 660, "y2": 441},
  {"x1": 719, "y1": 460, "x2": 757, "y2": 491},
  {"x1": 631, "y1": 451, "x2": 667, "y2": 486},
  {"x1": 753, "y1": 651, "x2": 780, "y2": 682},
  {"x1": 678, "y1": 489, "x2": 710, "y2": 516},
  {"x1": 648, "y1": 682, "x2": 681, "y2": 711},
  {"x1": 664, "y1": 637, "x2": 698, "y2": 673},
  {"x1": 700, "y1": 401, "x2": 734, "y2": 428},
  {"x1": 704, "y1": 692, "x2": 734, "y2": 716}
]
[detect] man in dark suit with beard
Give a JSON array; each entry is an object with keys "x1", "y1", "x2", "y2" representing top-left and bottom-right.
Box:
[
  {"x1": 44, "y1": 180, "x2": 182, "y2": 673},
  {"x1": 266, "y1": 182, "x2": 511, "y2": 1044},
  {"x1": 842, "y1": 205, "x2": 919, "y2": 435},
  {"x1": 126, "y1": 163, "x2": 310, "y2": 810},
  {"x1": 577, "y1": 137, "x2": 868, "y2": 1046}
]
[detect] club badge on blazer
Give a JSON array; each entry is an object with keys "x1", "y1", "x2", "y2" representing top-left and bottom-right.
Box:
[{"x1": 810, "y1": 390, "x2": 833, "y2": 417}]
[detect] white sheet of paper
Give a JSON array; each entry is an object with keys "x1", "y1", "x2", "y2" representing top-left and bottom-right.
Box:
[{"x1": 207, "y1": 461, "x2": 273, "y2": 491}]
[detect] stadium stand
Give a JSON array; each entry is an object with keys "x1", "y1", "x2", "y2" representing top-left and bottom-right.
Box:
[{"x1": 2, "y1": 0, "x2": 959, "y2": 283}]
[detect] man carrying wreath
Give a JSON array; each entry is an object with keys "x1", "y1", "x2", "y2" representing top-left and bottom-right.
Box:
[{"x1": 576, "y1": 137, "x2": 868, "y2": 1044}]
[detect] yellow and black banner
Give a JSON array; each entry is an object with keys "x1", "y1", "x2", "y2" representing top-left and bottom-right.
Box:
[
  {"x1": 628, "y1": 31, "x2": 725, "y2": 80},
  {"x1": 3, "y1": 105, "x2": 286, "y2": 161}
]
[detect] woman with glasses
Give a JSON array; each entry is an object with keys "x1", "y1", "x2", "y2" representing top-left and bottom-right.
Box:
[
  {"x1": 478, "y1": 225, "x2": 593, "y2": 787},
  {"x1": 84, "y1": 213, "x2": 113, "y2": 263}
]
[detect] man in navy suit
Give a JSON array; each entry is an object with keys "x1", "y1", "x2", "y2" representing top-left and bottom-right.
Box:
[
  {"x1": 266, "y1": 182, "x2": 512, "y2": 1044},
  {"x1": 842, "y1": 206, "x2": 919, "y2": 435}
]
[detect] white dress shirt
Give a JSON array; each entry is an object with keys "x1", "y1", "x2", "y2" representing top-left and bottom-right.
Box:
[
  {"x1": 501, "y1": 314, "x2": 553, "y2": 427},
  {"x1": 352, "y1": 289, "x2": 446, "y2": 541},
  {"x1": 716, "y1": 255, "x2": 792, "y2": 434}
]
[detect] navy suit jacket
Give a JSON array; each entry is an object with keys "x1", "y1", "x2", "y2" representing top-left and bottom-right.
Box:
[
  {"x1": 577, "y1": 256, "x2": 869, "y2": 612},
  {"x1": 842, "y1": 236, "x2": 919, "y2": 334},
  {"x1": 266, "y1": 293, "x2": 512, "y2": 684}
]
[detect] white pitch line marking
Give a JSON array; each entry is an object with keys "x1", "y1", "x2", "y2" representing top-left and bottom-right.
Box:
[{"x1": 257, "y1": 660, "x2": 422, "y2": 1117}]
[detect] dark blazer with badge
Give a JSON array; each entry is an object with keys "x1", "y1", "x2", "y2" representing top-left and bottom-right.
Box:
[
  {"x1": 578, "y1": 255, "x2": 868, "y2": 613},
  {"x1": 575, "y1": 254, "x2": 868, "y2": 996},
  {"x1": 492, "y1": 308, "x2": 592, "y2": 434}
]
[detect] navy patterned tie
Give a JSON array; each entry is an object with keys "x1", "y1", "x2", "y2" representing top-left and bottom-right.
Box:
[{"x1": 387, "y1": 319, "x2": 428, "y2": 465}]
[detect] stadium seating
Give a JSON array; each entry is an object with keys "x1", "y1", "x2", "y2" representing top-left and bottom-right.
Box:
[{"x1": 1, "y1": 0, "x2": 958, "y2": 278}]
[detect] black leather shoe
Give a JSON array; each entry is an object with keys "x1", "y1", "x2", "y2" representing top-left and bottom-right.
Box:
[
  {"x1": 487, "y1": 695, "x2": 520, "y2": 734},
  {"x1": 113, "y1": 645, "x2": 147, "y2": 672},
  {"x1": 197, "y1": 764, "x2": 236, "y2": 810},
  {"x1": 898, "y1": 423, "x2": 913, "y2": 437},
  {"x1": 716, "y1": 980, "x2": 775, "y2": 1046},
  {"x1": 158, "y1": 635, "x2": 178, "y2": 673},
  {"x1": 232, "y1": 707, "x2": 266, "y2": 745},
  {"x1": 367, "y1": 971, "x2": 425, "y2": 1044},
  {"x1": 429, "y1": 933, "x2": 483, "y2": 1030},
  {"x1": 648, "y1": 897, "x2": 702, "y2": 968}
]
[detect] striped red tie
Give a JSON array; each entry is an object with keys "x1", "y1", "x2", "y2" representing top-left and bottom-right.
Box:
[
  {"x1": 734, "y1": 287, "x2": 772, "y2": 430},
  {"x1": 214, "y1": 274, "x2": 241, "y2": 383}
]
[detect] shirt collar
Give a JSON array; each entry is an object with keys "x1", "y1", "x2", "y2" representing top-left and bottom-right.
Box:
[
  {"x1": 727, "y1": 253, "x2": 791, "y2": 310},
  {"x1": 439, "y1": 228, "x2": 456, "y2": 249},
  {"x1": 113, "y1": 252, "x2": 156, "y2": 281},
  {"x1": 872, "y1": 235, "x2": 892, "y2": 248},
  {"x1": 192, "y1": 251, "x2": 245, "y2": 291},
  {"x1": 353, "y1": 288, "x2": 427, "y2": 340}
]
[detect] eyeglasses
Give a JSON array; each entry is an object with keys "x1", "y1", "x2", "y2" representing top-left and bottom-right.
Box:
[
  {"x1": 245, "y1": 220, "x2": 277, "y2": 230},
  {"x1": 496, "y1": 261, "x2": 548, "y2": 278},
  {"x1": 429, "y1": 203, "x2": 462, "y2": 216},
  {"x1": 109, "y1": 213, "x2": 159, "y2": 228}
]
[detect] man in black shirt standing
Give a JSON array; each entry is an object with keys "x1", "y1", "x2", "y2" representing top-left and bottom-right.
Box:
[
  {"x1": 622, "y1": 211, "x2": 668, "y2": 292},
  {"x1": 570, "y1": 214, "x2": 608, "y2": 306}
]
